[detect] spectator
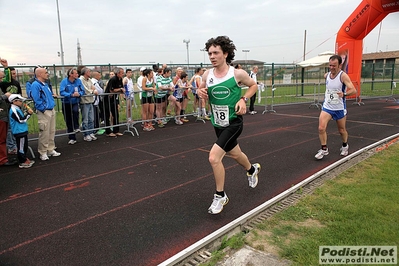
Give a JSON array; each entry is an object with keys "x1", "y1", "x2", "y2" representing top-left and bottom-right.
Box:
[
  {"x1": 0, "y1": 66, "x2": 22, "y2": 155},
  {"x1": 104, "y1": 67, "x2": 125, "y2": 137},
  {"x1": 30, "y1": 67, "x2": 61, "y2": 161},
  {"x1": 26, "y1": 65, "x2": 53, "y2": 100},
  {"x1": 155, "y1": 67, "x2": 174, "y2": 128},
  {"x1": 141, "y1": 68, "x2": 156, "y2": 131},
  {"x1": 91, "y1": 71, "x2": 105, "y2": 135},
  {"x1": 0, "y1": 58, "x2": 17, "y2": 166},
  {"x1": 176, "y1": 72, "x2": 192, "y2": 123},
  {"x1": 123, "y1": 69, "x2": 135, "y2": 123},
  {"x1": 60, "y1": 67, "x2": 85, "y2": 145},
  {"x1": 137, "y1": 67, "x2": 145, "y2": 101},
  {"x1": 249, "y1": 66, "x2": 259, "y2": 115},
  {"x1": 79, "y1": 67, "x2": 98, "y2": 142},
  {"x1": 8, "y1": 94, "x2": 35, "y2": 168}
]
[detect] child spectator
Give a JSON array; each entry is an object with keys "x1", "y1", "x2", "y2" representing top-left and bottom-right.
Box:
[{"x1": 8, "y1": 94, "x2": 35, "y2": 168}]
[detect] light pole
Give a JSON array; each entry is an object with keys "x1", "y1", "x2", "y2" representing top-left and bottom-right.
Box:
[
  {"x1": 183, "y1": 39, "x2": 190, "y2": 70},
  {"x1": 200, "y1": 48, "x2": 206, "y2": 64},
  {"x1": 242, "y1": 49, "x2": 250, "y2": 68},
  {"x1": 56, "y1": 0, "x2": 65, "y2": 78}
]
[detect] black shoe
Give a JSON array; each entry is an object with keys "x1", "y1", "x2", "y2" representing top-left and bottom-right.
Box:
[{"x1": 2, "y1": 160, "x2": 18, "y2": 166}]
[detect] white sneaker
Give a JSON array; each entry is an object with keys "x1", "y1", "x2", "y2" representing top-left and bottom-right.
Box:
[
  {"x1": 40, "y1": 154, "x2": 49, "y2": 161},
  {"x1": 47, "y1": 150, "x2": 61, "y2": 157},
  {"x1": 89, "y1": 133, "x2": 97, "y2": 141},
  {"x1": 175, "y1": 119, "x2": 183, "y2": 125},
  {"x1": 247, "y1": 163, "x2": 261, "y2": 188},
  {"x1": 340, "y1": 145, "x2": 349, "y2": 156},
  {"x1": 84, "y1": 135, "x2": 92, "y2": 142},
  {"x1": 315, "y1": 148, "x2": 329, "y2": 160},
  {"x1": 68, "y1": 139, "x2": 77, "y2": 145},
  {"x1": 208, "y1": 193, "x2": 229, "y2": 214}
]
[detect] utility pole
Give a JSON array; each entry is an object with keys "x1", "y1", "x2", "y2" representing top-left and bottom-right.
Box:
[{"x1": 56, "y1": 0, "x2": 65, "y2": 78}]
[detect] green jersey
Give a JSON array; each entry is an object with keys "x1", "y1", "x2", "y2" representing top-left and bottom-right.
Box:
[
  {"x1": 206, "y1": 66, "x2": 241, "y2": 127},
  {"x1": 156, "y1": 75, "x2": 173, "y2": 98},
  {"x1": 141, "y1": 78, "x2": 154, "y2": 98}
]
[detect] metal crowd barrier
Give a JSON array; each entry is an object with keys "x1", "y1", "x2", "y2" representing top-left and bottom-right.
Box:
[{"x1": 26, "y1": 90, "x2": 205, "y2": 141}]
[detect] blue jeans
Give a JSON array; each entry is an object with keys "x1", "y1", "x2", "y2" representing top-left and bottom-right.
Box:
[{"x1": 81, "y1": 103, "x2": 94, "y2": 136}]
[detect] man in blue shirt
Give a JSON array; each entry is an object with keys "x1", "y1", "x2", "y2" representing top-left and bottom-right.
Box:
[
  {"x1": 60, "y1": 67, "x2": 85, "y2": 144},
  {"x1": 30, "y1": 67, "x2": 61, "y2": 161}
]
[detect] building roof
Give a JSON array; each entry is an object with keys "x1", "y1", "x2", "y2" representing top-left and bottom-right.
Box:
[
  {"x1": 231, "y1": 59, "x2": 265, "y2": 65},
  {"x1": 362, "y1": 50, "x2": 399, "y2": 60}
]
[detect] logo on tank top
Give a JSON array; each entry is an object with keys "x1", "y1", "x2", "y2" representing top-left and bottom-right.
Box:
[{"x1": 211, "y1": 85, "x2": 231, "y2": 100}]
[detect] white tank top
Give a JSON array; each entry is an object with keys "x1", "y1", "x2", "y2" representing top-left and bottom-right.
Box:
[
  {"x1": 126, "y1": 78, "x2": 134, "y2": 93},
  {"x1": 323, "y1": 70, "x2": 346, "y2": 111}
]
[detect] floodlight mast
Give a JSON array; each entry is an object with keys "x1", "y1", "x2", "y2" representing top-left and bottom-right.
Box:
[{"x1": 183, "y1": 39, "x2": 190, "y2": 69}]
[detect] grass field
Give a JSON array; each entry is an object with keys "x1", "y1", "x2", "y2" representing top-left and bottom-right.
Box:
[{"x1": 202, "y1": 142, "x2": 399, "y2": 266}]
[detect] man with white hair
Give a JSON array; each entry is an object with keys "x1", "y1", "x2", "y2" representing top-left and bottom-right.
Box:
[{"x1": 79, "y1": 67, "x2": 98, "y2": 141}]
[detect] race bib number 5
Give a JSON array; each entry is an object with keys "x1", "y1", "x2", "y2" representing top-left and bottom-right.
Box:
[{"x1": 212, "y1": 104, "x2": 229, "y2": 127}]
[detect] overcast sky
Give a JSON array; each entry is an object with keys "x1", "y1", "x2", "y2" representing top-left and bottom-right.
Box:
[{"x1": 1, "y1": 0, "x2": 398, "y2": 67}]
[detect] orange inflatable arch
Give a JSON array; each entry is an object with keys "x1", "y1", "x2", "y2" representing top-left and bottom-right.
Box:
[{"x1": 336, "y1": 0, "x2": 399, "y2": 98}]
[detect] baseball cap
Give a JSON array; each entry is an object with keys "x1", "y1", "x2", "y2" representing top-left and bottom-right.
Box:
[
  {"x1": 8, "y1": 94, "x2": 26, "y2": 102},
  {"x1": 140, "y1": 67, "x2": 146, "y2": 72}
]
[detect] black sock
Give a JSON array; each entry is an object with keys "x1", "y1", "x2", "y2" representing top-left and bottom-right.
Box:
[
  {"x1": 247, "y1": 165, "x2": 255, "y2": 175},
  {"x1": 321, "y1": 145, "x2": 327, "y2": 150},
  {"x1": 342, "y1": 142, "x2": 348, "y2": 147},
  {"x1": 216, "y1": 191, "x2": 225, "y2": 197}
]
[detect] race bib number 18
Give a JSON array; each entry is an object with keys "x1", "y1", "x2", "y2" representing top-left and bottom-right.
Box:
[{"x1": 212, "y1": 104, "x2": 229, "y2": 127}]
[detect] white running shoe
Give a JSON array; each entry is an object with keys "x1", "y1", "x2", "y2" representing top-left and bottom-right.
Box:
[
  {"x1": 40, "y1": 154, "x2": 49, "y2": 161},
  {"x1": 68, "y1": 139, "x2": 77, "y2": 145},
  {"x1": 208, "y1": 193, "x2": 229, "y2": 214},
  {"x1": 47, "y1": 150, "x2": 61, "y2": 157},
  {"x1": 89, "y1": 133, "x2": 97, "y2": 141},
  {"x1": 175, "y1": 119, "x2": 183, "y2": 125},
  {"x1": 247, "y1": 163, "x2": 261, "y2": 188},
  {"x1": 84, "y1": 135, "x2": 92, "y2": 142},
  {"x1": 315, "y1": 148, "x2": 329, "y2": 160},
  {"x1": 340, "y1": 145, "x2": 349, "y2": 156}
]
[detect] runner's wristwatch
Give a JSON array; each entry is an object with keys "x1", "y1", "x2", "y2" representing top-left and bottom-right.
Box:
[{"x1": 240, "y1": 96, "x2": 248, "y2": 103}]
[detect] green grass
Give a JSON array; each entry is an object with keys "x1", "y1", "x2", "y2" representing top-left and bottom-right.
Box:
[
  {"x1": 245, "y1": 143, "x2": 399, "y2": 266},
  {"x1": 199, "y1": 233, "x2": 246, "y2": 266},
  {"x1": 200, "y1": 144, "x2": 399, "y2": 265}
]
